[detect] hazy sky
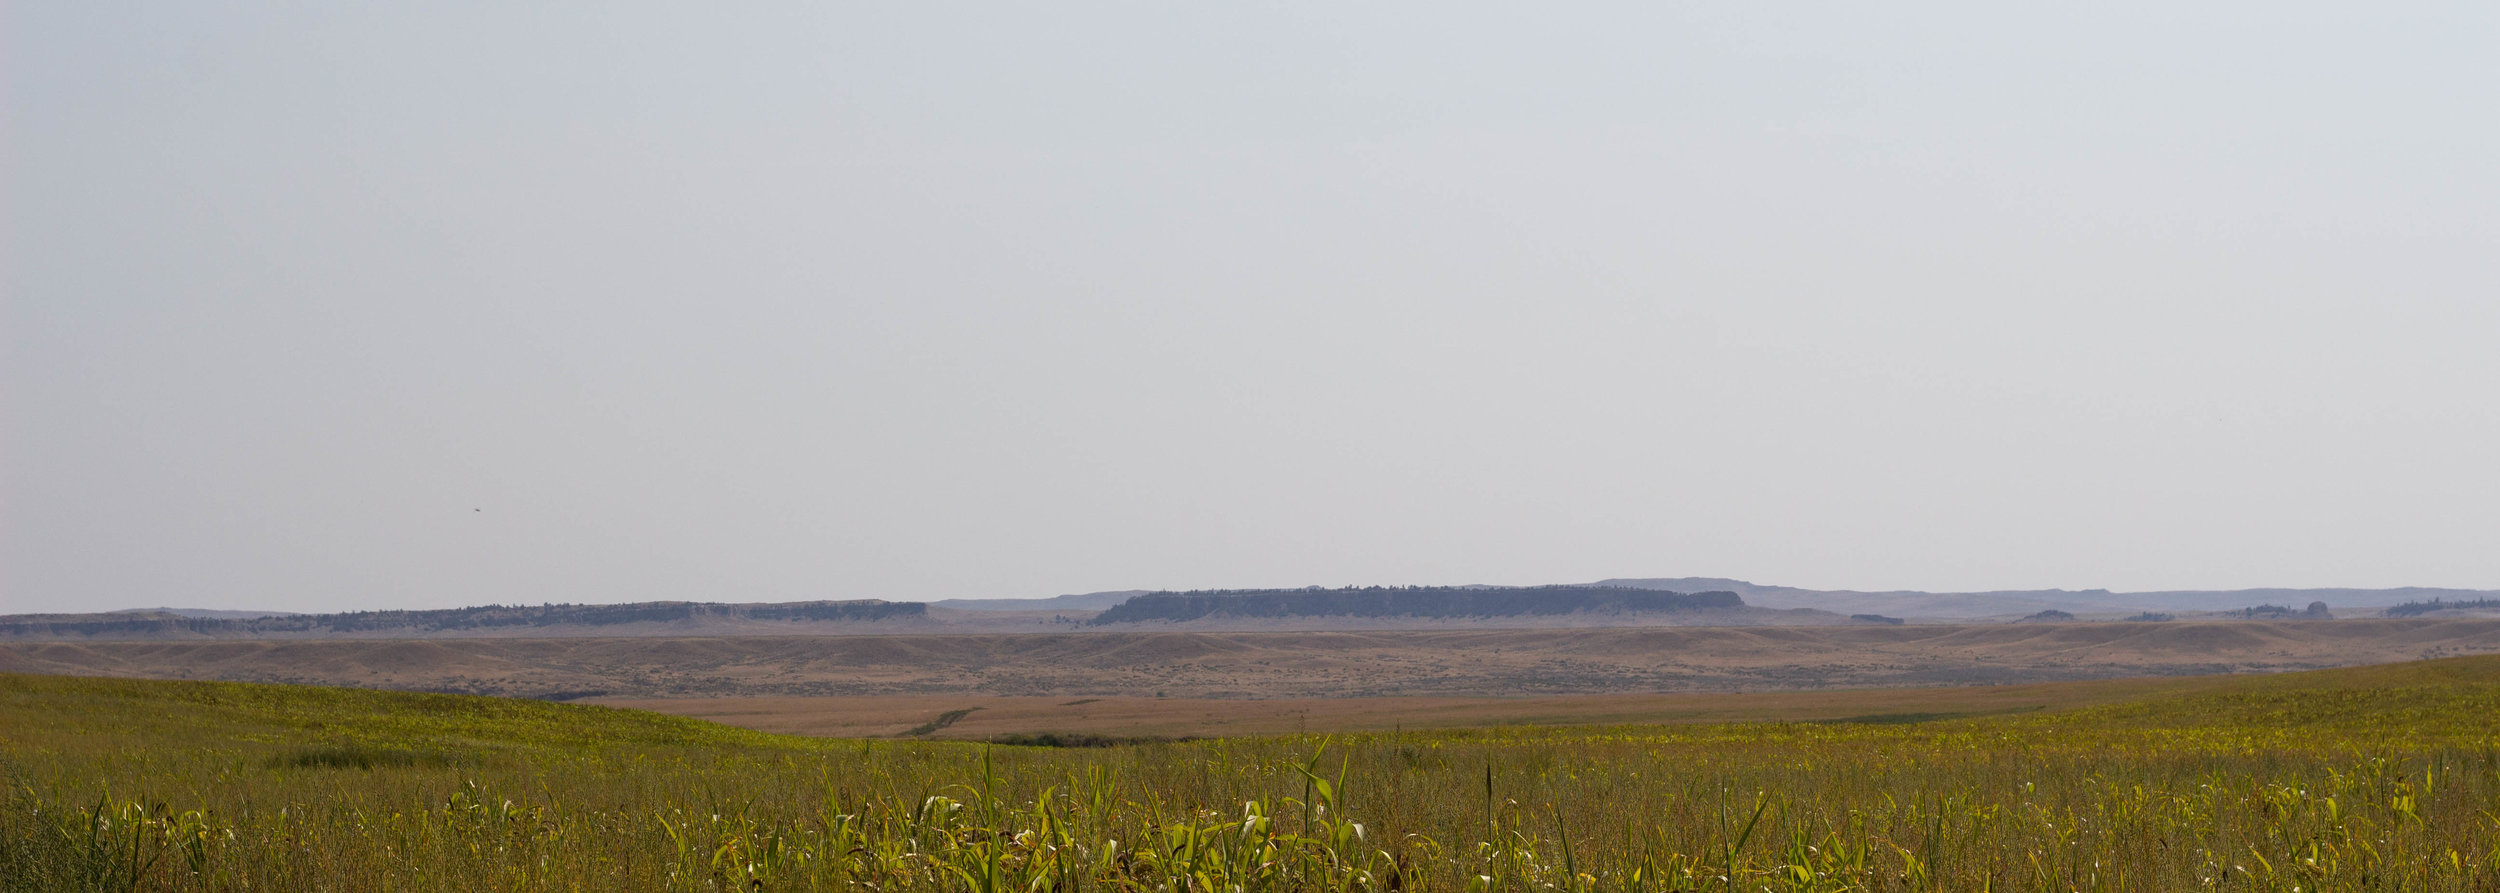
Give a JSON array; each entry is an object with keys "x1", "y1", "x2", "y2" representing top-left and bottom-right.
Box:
[{"x1": 8, "y1": 3, "x2": 2497, "y2": 614}]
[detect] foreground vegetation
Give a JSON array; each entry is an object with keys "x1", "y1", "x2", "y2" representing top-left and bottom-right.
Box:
[{"x1": 5, "y1": 657, "x2": 2500, "y2": 891}]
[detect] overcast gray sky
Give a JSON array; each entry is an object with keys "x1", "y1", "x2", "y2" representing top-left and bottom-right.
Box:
[{"x1": 7, "y1": 3, "x2": 2496, "y2": 615}]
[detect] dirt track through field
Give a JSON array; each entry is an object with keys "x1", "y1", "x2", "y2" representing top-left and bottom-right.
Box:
[{"x1": 3, "y1": 619, "x2": 2496, "y2": 702}]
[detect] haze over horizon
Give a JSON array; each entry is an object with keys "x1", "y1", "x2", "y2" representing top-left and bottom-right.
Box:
[{"x1": 9, "y1": 3, "x2": 2497, "y2": 615}]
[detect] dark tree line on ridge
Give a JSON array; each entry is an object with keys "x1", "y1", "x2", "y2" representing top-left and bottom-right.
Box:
[{"x1": 2384, "y1": 598, "x2": 2500, "y2": 617}]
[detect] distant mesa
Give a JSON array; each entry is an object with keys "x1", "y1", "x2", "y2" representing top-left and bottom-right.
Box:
[
  {"x1": 0, "y1": 599, "x2": 921, "y2": 640},
  {"x1": 934, "y1": 591, "x2": 1144, "y2": 612},
  {"x1": 1596, "y1": 578, "x2": 2498, "y2": 621},
  {"x1": 1088, "y1": 586, "x2": 1744, "y2": 625},
  {"x1": 17, "y1": 577, "x2": 2500, "y2": 645},
  {"x1": 109, "y1": 607, "x2": 302, "y2": 620}
]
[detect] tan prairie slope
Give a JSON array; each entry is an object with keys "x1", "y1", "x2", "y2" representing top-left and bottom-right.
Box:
[
  {"x1": 2, "y1": 619, "x2": 2497, "y2": 701},
  {"x1": 617, "y1": 651, "x2": 2500, "y2": 740}
]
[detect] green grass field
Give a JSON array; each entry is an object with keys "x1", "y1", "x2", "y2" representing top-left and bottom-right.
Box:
[{"x1": 6, "y1": 657, "x2": 2500, "y2": 891}]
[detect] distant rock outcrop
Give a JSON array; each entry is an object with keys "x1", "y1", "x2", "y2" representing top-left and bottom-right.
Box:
[
  {"x1": 2016, "y1": 610, "x2": 2077, "y2": 623},
  {"x1": 1849, "y1": 614, "x2": 1905, "y2": 625},
  {"x1": 1089, "y1": 586, "x2": 1744, "y2": 625}
]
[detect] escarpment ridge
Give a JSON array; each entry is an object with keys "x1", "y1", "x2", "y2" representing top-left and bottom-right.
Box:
[
  {"x1": 1089, "y1": 586, "x2": 1745, "y2": 625},
  {"x1": 0, "y1": 600, "x2": 925, "y2": 640}
]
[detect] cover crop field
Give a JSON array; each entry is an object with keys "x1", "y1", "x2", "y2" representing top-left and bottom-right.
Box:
[{"x1": 5, "y1": 657, "x2": 2500, "y2": 891}]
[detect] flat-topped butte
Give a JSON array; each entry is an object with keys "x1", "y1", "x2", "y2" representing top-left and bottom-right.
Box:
[{"x1": 1089, "y1": 585, "x2": 1744, "y2": 624}]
